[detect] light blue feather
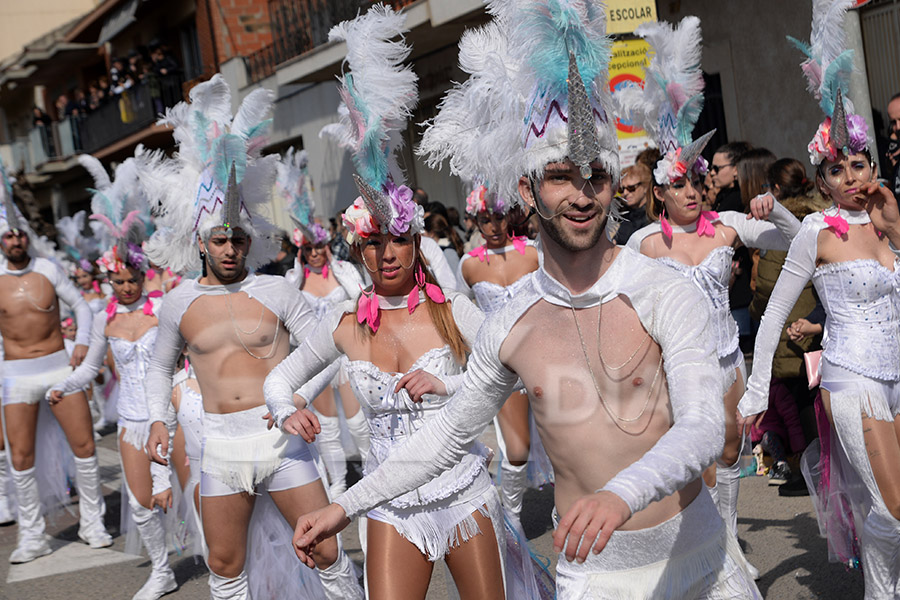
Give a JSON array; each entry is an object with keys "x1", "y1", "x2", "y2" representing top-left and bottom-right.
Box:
[
  {"x1": 211, "y1": 133, "x2": 247, "y2": 187},
  {"x1": 520, "y1": 0, "x2": 610, "y2": 99},
  {"x1": 675, "y1": 94, "x2": 705, "y2": 147},
  {"x1": 0, "y1": 161, "x2": 10, "y2": 196},
  {"x1": 786, "y1": 36, "x2": 813, "y2": 60},
  {"x1": 193, "y1": 112, "x2": 213, "y2": 164},
  {"x1": 820, "y1": 49, "x2": 854, "y2": 114},
  {"x1": 88, "y1": 188, "x2": 121, "y2": 226},
  {"x1": 245, "y1": 119, "x2": 272, "y2": 142}
]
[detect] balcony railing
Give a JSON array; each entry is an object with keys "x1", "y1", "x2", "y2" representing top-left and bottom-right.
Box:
[
  {"x1": 247, "y1": 0, "x2": 418, "y2": 84},
  {"x1": 78, "y1": 74, "x2": 183, "y2": 154}
]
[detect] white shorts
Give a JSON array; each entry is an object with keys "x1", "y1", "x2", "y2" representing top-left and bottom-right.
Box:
[
  {"x1": 199, "y1": 404, "x2": 320, "y2": 497},
  {"x1": 2, "y1": 350, "x2": 73, "y2": 406},
  {"x1": 554, "y1": 489, "x2": 760, "y2": 599}
]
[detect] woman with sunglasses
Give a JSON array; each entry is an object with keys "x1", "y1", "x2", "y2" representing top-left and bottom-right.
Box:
[
  {"x1": 455, "y1": 185, "x2": 549, "y2": 524},
  {"x1": 284, "y1": 222, "x2": 370, "y2": 498},
  {"x1": 740, "y1": 17, "x2": 900, "y2": 589}
]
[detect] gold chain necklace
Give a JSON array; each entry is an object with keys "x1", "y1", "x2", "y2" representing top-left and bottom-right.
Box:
[
  {"x1": 224, "y1": 293, "x2": 280, "y2": 360},
  {"x1": 569, "y1": 302, "x2": 662, "y2": 428},
  {"x1": 18, "y1": 277, "x2": 56, "y2": 313}
]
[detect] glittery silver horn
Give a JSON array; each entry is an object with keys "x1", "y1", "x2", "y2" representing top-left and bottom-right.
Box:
[
  {"x1": 831, "y1": 88, "x2": 850, "y2": 155},
  {"x1": 679, "y1": 129, "x2": 717, "y2": 175},
  {"x1": 288, "y1": 214, "x2": 316, "y2": 245},
  {"x1": 1, "y1": 184, "x2": 21, "y2": 233},
  {"x1": 223, "y1": 163, "x2": 241, "y2": 230},
  {"x1": 566, "y1": 52, "x2": 603, "y2": 180},
  {"x1": 353, "y1": 173, "x2": 393, "y2": 232}
]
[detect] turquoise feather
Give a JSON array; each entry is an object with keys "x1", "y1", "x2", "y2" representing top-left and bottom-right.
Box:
[{"x1": 212, "y1": 133, "x2": 247, "y2": 187}]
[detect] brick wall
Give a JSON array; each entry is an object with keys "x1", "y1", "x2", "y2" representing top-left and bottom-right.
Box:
[{"x1": 207, "y1": 0, "x2": 272, "y2": 68}]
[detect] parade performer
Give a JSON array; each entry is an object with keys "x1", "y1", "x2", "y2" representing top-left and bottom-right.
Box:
[
  {"x1": 49, "y1": 154, "x2": 177, "y2": 600},
  {"x1": 141, "y1": 74, "x2": 362, "y2": 600},
  {"x1": 265, "y1": 7, "x2": 507, "y2": 599},
  {"x1": 620, "y1": 17, "x2": 800, "y2": 571},
  {"x1": 278, "y1": 147, "x2": 369, "y2": 497},
  {"x1": 0, "y1": 159, "x2": 112, "y2": 563},
  {"x1": 284, "y1": 1, "x2": 760, "y2": 597},
  {"x1": 416, "y1": 26, "x2": 551, "y2": 523},
  {"x1": 741, "y1": 1, "x2": 900, "y2": 596},
  {"x1": 56, "y1": 210, "x2": 106, "y2": 313}
]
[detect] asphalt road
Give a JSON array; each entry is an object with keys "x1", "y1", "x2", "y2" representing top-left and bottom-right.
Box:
[{"x1": 0, "y1": 427, "x2": 865, "y2": 599}]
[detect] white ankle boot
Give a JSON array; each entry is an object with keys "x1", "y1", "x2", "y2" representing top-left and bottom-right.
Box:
[
  {"x1": 345, "y1": 410, "x2": 370, "y2": 467},
  {"x1": 0, "y1": 451, "x2": 16, "y2": 525},
  {"x1": 316, "y1": 415, "x2": 347, "y2": 497},
  {"x1": 74, "y1": 455, "x2": 112, "y2": 548},
  {"x1": 499, "y1": 459, "x2": 528, "y2": 519},
  {"x1": 317, "y1": 548, "x2": 364, "y2": 600},
  {"x1": 209, "y1": 570, "x2": 249, "y2": 600},
  {"x1": 9, "y1": 466, "x2": 51, "y2": 563},
  {"x1": 130, "y1": 500, "x2": 177, "y2": 600}
]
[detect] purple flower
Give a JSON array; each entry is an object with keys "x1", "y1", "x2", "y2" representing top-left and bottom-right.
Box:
[
  {"x1": 126, "y1": 242, "x2": 147, "y2": 271},
  {"x1": 386, "y1": 181, "x2": 418, "y2": 236},
  {"x1": 846, "y1": 114, "x2": 869, "y2": 153}
]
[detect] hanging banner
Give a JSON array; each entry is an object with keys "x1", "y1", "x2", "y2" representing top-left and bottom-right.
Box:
[
  {"x1": 606, "y1": 0, "x2": 657, "y2": 35},
  {"x1": 609, "y1": 38, "x2": 654, "y2": 167}
]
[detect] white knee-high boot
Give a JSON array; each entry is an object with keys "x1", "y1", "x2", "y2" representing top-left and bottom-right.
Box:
[
  {"x1": 130, "y1": 497, "x2": 177, "y2": 600},
  {"x1": 74, "y1": 454, "x2": 112, "y2": 548},
  {"x1": 715, "y1": 459, "x2": 740, "y2": 536},
  {"x1": 9, "y1": 466, "x2": 50, "y2": 563},
  {"x1": 0, "y1": 450, "x2": 15, "y2": 524},
  {"x1": 209, "y1": 570, "x2": 249, "y2": 600},
  {"x1": 316, "y1": 415, "x2": 347, "y2": 497},
  {"x1": 860, "y1": 510, "x2": 900, "y2": 600},
  {"x1": 344, "y1": 410, "x2": 370, "y2": 467},
  {"x1": 317, "y1": 545, "x2": 364, "y2": 600},
  {"x1": 499, "y1": 459, "x2": 528, "y2": 519}
]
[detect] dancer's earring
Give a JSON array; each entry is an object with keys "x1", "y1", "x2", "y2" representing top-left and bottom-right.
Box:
[{"x1": 199, "y1": 251, "x2": 207, "y2": 277}]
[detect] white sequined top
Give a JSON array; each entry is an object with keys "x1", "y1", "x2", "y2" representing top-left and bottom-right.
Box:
[
  {"x1": 308, "y1": 248, "x2": 723, "y2": 518},
  {"x1": 627, "y1": 207, "x2": 799, "y2": 359},
  {"x1": 742, "y1": 207, "x2": 900, "y2": 416},
  {"x1": 264, "y1": 291, "x2": 489, "y2": 509}
]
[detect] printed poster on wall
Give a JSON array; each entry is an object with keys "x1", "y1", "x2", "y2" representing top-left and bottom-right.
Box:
[{"x1": 608, "y1": 38, "x2": 654, "y2": 167}]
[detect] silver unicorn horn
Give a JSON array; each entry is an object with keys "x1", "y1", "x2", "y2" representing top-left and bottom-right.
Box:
[
  {"x1": 831, "y1": 88, "x2": 850, "y2": 156},
  {"x1": 223, "y1": 163, "x2": 242, "y2": 234},
  {"x1": 566, "y1": 52, "x2": 603, "y2": 180},
  {"x1": 679, "y1": 129, "x2": 717, "y2": 176},
  {"x1": 353, "y1": 174, "x2": 393, "y2": 233}
]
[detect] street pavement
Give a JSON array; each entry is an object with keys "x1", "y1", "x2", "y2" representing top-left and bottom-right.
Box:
[{"x1": 0, "y1": 427, "x2": 866, "y2": 599}]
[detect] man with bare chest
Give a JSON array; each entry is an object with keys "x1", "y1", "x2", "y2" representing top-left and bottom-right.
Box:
[
  {"x1": 144, "y1": 223, "x2": 362, "y2": 599},
  {"x1": 0, "y1": 217, "x2": 111, "y2": 563},
  {"x1": 286, "y1": 2, "x2": 761, "y2": 597}
]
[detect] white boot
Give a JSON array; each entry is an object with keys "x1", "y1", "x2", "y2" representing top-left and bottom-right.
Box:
[
  {"x1": 9, "y1": 466, "x2": 51, "y2": 563},
  {"x1": 317, "y1": 547, "x2": 364, "y2": 600},
  {"x1": 130, "y1": 499, "x2": 177, "y2": 600},
  {"x1": 499, "y1": 459, "x2": 528, "y2": 520},
  {"x1": 707, "y1": 482, "x2": 719, "y2": 508},
  {"x1": 715, "y1": 460, "x2": 740, "y2": 536},
  {"x1": 345, "y1": 410, "x2": 370, "y2": 467},
  {"x1": 860, "y1": 510, "x2": 900, "y2": 599},
  {"x1": 208, "y1": 570, "x2": 249, "y2": 600},
  {"x1": 316, "y1": 415, "x2": 347, "y2": 497},
  {"x1": 0, "y1": 450, "x2": 16, "y2": 525},
  {"x1": 74, "y1": 455, "x2": 112, "y2": 548}
]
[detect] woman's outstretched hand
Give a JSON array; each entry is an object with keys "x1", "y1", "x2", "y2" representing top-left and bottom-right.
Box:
[{"x1": 292, "y1": 504, "x2": 351, "y2": 568}]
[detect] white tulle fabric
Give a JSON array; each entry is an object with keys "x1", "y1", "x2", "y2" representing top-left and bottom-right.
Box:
[
  {"x1": 145, "y1": 274, "x2": 317, "y2": 423},
  {"x1": 327, "y1": 248, "x2": 723, "y2": 518},
  {"x1": 742, "y1": 208, "x2": 900, "y2": 417},
  {"x1": 627, "y1": 205, "x2": 800, "y2": 361}
]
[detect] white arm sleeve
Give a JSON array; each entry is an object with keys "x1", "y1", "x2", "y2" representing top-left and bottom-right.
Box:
[
  {"x1": 47, "y1": 262, "x2": 94, "y2": 346},
  {"x1": 600, "y1": 280, "x2": 724, "y2": 514},
  {"x1": 48, "y1": 315, "x2": 108, "y2": 397},
  {"x1": 454, "y1": 255, "x2": 474, "y2": 299},
  {"x1": 334, "y1": 319, "x2": 518, "y2": 518},
  {"x1": 740, "y1": 223, "x2": 819, "y2": 417},
  {"x1": 283, "y1": 258, "x2": 305, "y2": 288},
  {"x1": 145, "y1": 299, "x2": 187, "y2": 424},
  {"x1": 718, "y1": 200, "x2": 801, "y2": 251},
  {"x1": 264, "y1": 307, "x2": 347, "y2": 427},
  {"x1": 272, "y1": 278, "x2": 318, "y2": 343},
  {"x1": 295, "y1": 359, "x2": 342, "y2": 405},
  {"x1": 420, "y1": 236, "x2": 458, "y2": 292}
]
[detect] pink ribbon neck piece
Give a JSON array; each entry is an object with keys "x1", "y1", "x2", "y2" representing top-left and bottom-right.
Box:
[
  {"x1": 105, "y1": 297, "x2": 118, "y2": 322},
  {"x1": 107, "y1": 292, "x2": 160, "y2": 322},
  {"x1": 469, "y1": 237, "x2": 529, "y2": 263},
  {"x1": 92, "y1": 280, "x2": 101, "y2": 293},
  {"x1": 146, "y1": 269, "x2": 157, "y2": 281},
  {"x1": 511, "y1": 235, "x2": 528, "y2": 255},
  {"x1": 303, "y1": 263, "x2": 329, "y2": 281},
  {"x1": 823, "y1": 211, "x2": 849, "y2": 238},
  {"x1": 696, "y1": 211, "x2": 719, "y2": 237},
  {"x1": 468, "y1": 245, "x2": 489, "y2": 263},
  {"x1": 357, "y1": 288, "x2": 381, "y2": 333}
]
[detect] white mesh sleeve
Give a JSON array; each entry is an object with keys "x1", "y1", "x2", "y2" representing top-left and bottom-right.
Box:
[
  {"x1": 718, "y1": 199, "x2": 800, "y2": 251},
  {"x1": 48, "y1": 314, "x2": 108, "y2": 397}
]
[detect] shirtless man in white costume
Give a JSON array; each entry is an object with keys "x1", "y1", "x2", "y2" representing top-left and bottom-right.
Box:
[
  {"x1": 0, "y1": 206, "x2": 111, "y2": 563},
  {"x1": 283, "y1": 2, "x2": 761, "y2": 597}
]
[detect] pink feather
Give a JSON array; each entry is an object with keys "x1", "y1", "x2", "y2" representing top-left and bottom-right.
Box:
[
  {"x1": 801, "y1": 60, "x2": 823, "y2": 98},
  {"x1": 666, "y1": 82, "x2": 688, "y2": 114},
  {"x1": 339, "y1": 87, "x2": 367, "y2": 153},
  {"x1": 89, "y1": 213, "x2": 117, "y2": 237},
  {"x1": 117, "y1": 210, "x2": 141, "y2": 238}
]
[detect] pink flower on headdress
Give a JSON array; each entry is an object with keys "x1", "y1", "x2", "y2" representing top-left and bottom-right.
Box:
[
  {"x1": 693, "y1": 155, "x2": 709, "y2": 176},
  {"x1": 292, "y1": 228, "x2": 303, "y2": 247},
  {"x1": 342, "y1": 197, "x2": 378, "y2": 244},
  {"x1": 654, "y1": 149, "x2": 687, "y2": 185},
  {"x1": 808, "y1": 118, "x2": 837, "y2": 165},
  {"x1": 466, "y1": 186, "x2": 487, "y2": 216}
]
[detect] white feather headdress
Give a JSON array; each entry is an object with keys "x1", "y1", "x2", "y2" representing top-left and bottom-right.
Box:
[
  {"x1": 417, "y1": 13, "x2": 520, "y2": 215},
  {"x1": 56, "y1": 210, "x2": 100, "y2": 272},
  {"x1": 0, "y1": 159, "x2": 57, "y2": 261},
  {"x1": 276, "y1": 147, "x2": 328, "y2": 245},
  {"x1": 788, "y1": 0, "x2": 868, "y2": 165},
  {"x1": 142, "y1": 74, "x2": 279, "y2": 273},
  {"x1": 319, "y1": 5, "x2": 424, "y2": 245},
  {"x1": 615, "y1": 16, "x2": 714, "y2": 185}
]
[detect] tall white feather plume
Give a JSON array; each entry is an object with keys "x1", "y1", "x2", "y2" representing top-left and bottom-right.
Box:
[
  {"x1": 77, "y1": 155, "x2": 112, "y2": 192},
  {"x1": 56, "y1": 210, "x2": 99, "y2": 266},
  {"x1": 320, "y1": 5, "x2": 417, "y2": 191},
  {"x1": 616, "y1": 16, "x2": 704, "y2": 153}
]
